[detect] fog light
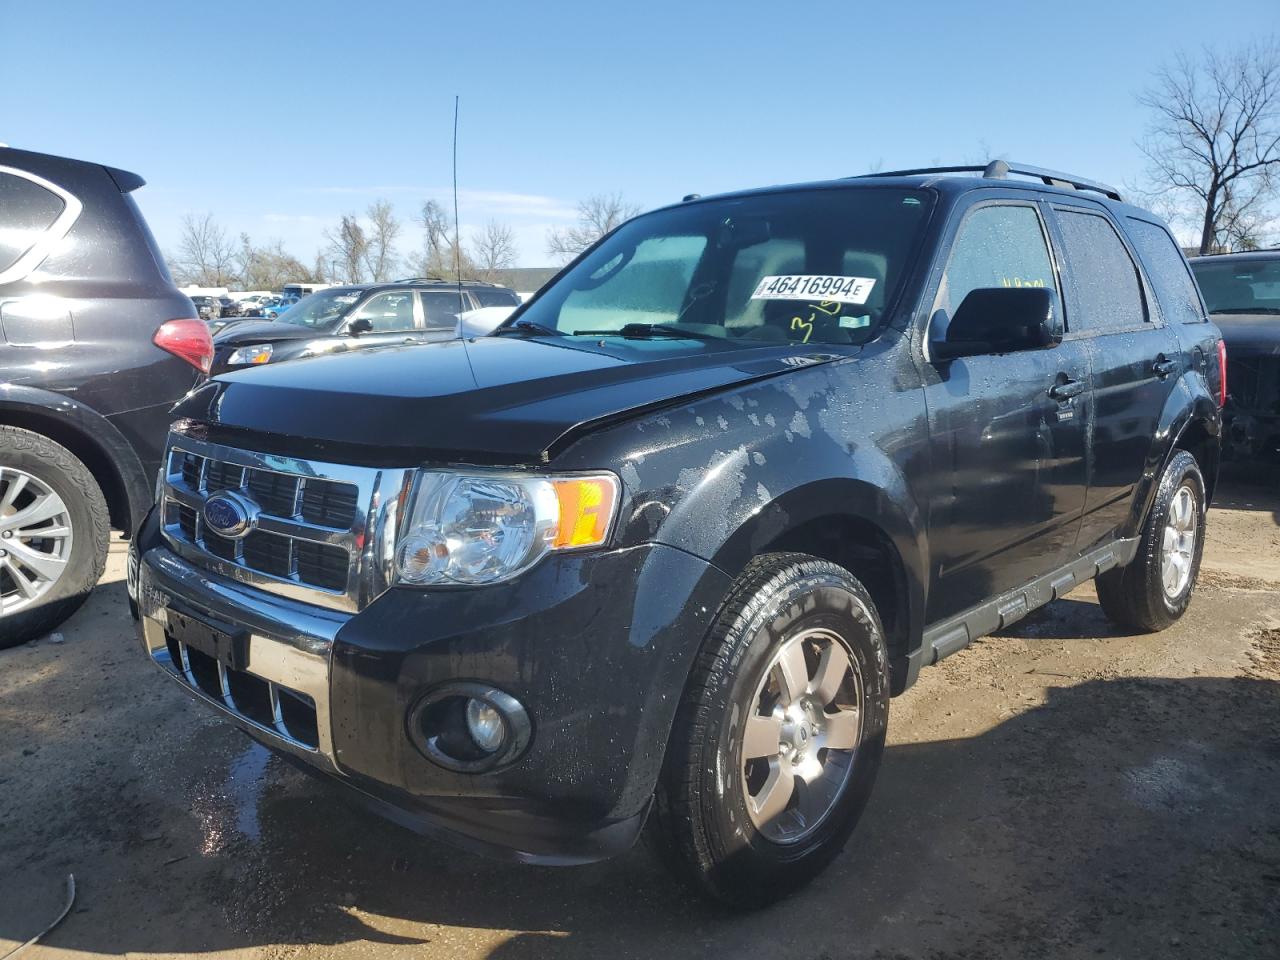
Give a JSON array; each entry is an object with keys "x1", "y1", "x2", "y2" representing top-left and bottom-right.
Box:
[
  {"x1": 408, "y1": 683, "x2": 532, "y2": 773},
  {"x1": 465, "y1": 698, "x2": 505, "y2": 752}
]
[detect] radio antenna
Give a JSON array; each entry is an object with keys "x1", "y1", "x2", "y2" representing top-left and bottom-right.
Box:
[{"x1": 452, "y1": 95, "x2": 463, "y2": 313}]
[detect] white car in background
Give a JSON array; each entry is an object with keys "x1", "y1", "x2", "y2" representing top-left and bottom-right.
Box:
[{"x1": 459, "y1": 305, "x2": 517, "y2": 337}]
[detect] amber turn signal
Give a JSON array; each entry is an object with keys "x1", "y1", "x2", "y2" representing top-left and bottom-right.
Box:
[{"x1": 551, "y1": 475, "x2": 619, "y2": 549}]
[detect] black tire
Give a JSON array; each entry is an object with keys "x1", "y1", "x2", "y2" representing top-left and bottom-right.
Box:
[
  {"x1": 653, "y1": 553, "x2": 890, "y2": 909},
  {"x1": 1096, "y1": 450, "x2": 1206, "y2": 633},
  {"x1": 0, "y1": 426, "x2": 109, "y2": 649}
]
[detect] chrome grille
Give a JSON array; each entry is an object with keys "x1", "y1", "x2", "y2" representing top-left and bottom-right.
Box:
[{"x1": 159, "y1": 434, "x2": 413, "y2": 613}]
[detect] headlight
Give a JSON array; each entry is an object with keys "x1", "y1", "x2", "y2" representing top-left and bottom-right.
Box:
[
  {"x1": 226, "y1": 343, "x2": 273, "y2": 366},
  {"x1": 395, "y1": 470, "x2": 620, "y2": 586}
]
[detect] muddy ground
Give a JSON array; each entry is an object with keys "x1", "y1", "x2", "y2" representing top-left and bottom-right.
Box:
[{"x1": 2, "y1": 467, "x2": 1278, "y2": 960}]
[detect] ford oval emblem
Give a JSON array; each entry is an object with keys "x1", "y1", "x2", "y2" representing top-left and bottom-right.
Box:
[{"x1": 203, "y1": 491, "x2": 257, "y2": 539}]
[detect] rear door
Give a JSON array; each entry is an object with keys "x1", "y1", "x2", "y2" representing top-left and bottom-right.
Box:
[
  {"x1": 419, "y1": 289, "x2": 469, "y2": 338},
  {"x1": 1046, "y1": 202, "x2": 1181, "y2": 549}
]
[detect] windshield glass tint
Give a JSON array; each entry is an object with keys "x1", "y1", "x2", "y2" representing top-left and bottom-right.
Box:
[
  {"x1": 515, "y1": 188, "x2": 934, "y2": 345},
  {"x1": 275, "y1": 289, "x2": 363, "y2": 328},
  {"x1": 1190, "y1": 258, "x2": 1280, "y2": 314}
]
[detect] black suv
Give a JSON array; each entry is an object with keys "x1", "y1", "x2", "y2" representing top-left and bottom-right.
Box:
[
  {"x1": 129, "y1": 162, "x2": 1222, "y2": 907},
  {"x1": 1189, "y1": 251, "x2": 1280, "y2": 460},
  {"x1": 0, "y1": 146, "x2": 210, "y2": 647},
  {"x1": 209, "y1": 278, "x2": 520, "y2": 375}
]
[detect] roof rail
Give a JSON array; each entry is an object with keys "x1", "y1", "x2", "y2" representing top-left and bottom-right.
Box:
[
  {"x1": 394, "y1": 276, "x2": 499, "y2": 286},
  {"x1": 856, "y1": 160, "x2": 1122, "y2": 202}
]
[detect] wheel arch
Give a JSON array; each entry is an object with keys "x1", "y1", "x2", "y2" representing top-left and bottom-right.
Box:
[
  {"x1": 1125, "y1": 377, "x2": 1221, "y2": 538},
  {"x1": 0, "y1": 386, "x2": 150, "y2": 534},
  {"x1": 705, "y1": 477, "x2": 927, "y2": 696}
]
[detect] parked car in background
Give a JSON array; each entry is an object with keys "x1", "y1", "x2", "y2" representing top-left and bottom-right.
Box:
[
  {"x1": 0, "y1": 145, "x2": 211, "y2": 647},
  {"x1": 217, "y1": 296, "x2": 243, "y2": 319},
  {"x1": 237, "y1": 294, "x2": 273, "y2": 317},
  {"x1": 1190, "y1": 251, "x2": 1280, "y2": 461},
  {"x1": 209, "y1": 278, "x2": 521, "y2": 374},
  {"x1": 260, "y1": 295, "x2": 297, "y2": 320},
  {"x1": 130, "y1": 161, "x2": 1221, "y2": 906},
  {"x1": 189, "y1": 295, "x2": 221, "y2": 322}
]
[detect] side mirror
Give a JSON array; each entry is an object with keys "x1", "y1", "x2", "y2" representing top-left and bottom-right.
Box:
[
  {"x1": 347, "y1": 317, "x2": 373, "y2": 336},
  {"x1": 931, "y1": 286, "x2": 1060, "y2": 361}
]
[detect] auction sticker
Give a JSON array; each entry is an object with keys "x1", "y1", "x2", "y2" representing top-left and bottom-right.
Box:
[{"x1": 751, "y1": 275, "x2": 876, "y2": 305}]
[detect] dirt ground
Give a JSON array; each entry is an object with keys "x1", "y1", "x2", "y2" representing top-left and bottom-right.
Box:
[{"x1": 2, "y1": 467, "x2": 1278, "y2": 960}]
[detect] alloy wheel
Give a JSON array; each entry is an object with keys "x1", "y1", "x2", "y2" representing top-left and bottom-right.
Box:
[
  {"x1": 1160, "y1": 483, "x2": 1198, "y2": 599},
  {"x1": 740, "y1": 627, "x2": 863, "y2": 844},
  {"x1": 0, "y1": 467, "x2": 74, "y2": 616}
]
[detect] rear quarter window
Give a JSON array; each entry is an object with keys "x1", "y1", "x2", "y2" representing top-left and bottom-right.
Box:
[
  {"x1": 1125, "y1": 218, "x2": 1205, "y2": 324},
  {"x1": 0, "y1": 171, "x2": 67, "y2": 277},
  {"x1": 471, "y1": 287, "x2": 520, "y2": 307}
]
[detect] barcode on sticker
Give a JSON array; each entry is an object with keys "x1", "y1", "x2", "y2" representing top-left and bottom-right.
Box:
[{"x1": 751, "y1": 275, "x2": 876, "y2": 305}]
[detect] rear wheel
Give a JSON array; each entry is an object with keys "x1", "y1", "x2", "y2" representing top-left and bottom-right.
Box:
[
  {"x1": 1096, "y1": 450, "x2": 1206, "y2": 632},
  {"x1": 0, "y1": 426, "x2": 109, "y2": 649},
  {"x1": 653, "y1": 553, "x2": 890, "y2": 908}
]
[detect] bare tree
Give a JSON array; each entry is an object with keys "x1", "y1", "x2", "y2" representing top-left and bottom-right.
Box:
[
  {"x1": 546, "y1": 193, "x2": 640, "y2": 261},
  {"x1": 412, "y1": 198, "x2": 475, "y2": 279},
  {"x1": 235, "y1": 233, "x2": 310, "y2": 290},
  {"x1": 173, "y1": 213, "x2": 237, "y2": 286},
  {"x1": 324, "y1": 215, "x2": 369, "y2": 283},
  {"x1": 470, "y1": 220, "x2": 517, "y2": 281},
  {"x1": 1138, "y1": 41, "x2": 1280, "y2": 253},
  {"x1": 362, "y1": 199, "x2": 401, "y2": 282}
]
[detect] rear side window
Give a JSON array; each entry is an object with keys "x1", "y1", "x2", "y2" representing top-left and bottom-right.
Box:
[
  {"x1": 1126, "y1": 219, "x2": 1205, "y2": 324},
  {"x1": 471, "y1": 287, "x2": 519, "y2": 307},
  {"x1": 0, "y1": 171, "x2": 67, "y2": 277},
  {"x1": 421, "y1": 290, "x2": 466, "y2": 330},
  {"x1": 1054, "y1": 209, "x2": 1147, "y2": 332},
  {"x1": 935, "y1": 204, "x2": 1059, "y2": 318}
]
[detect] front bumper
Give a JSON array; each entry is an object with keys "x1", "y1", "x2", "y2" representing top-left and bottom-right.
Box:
[{"x1": 131, "y1": 512, "x2": 732, "y2": 864}]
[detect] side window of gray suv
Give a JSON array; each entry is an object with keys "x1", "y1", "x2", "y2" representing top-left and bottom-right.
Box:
[
  {"x1": 935, "y1": 204, "x2": 1059, "y2": 321},
  {"x1": 1053, "y1": 209, "x2": 1148, "y2": 332},
  {"x1": 0, "y1": 171, "x2": 68, "y2": 280}
]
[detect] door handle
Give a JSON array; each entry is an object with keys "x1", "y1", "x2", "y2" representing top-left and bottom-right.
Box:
[
  {"x1": 1049, "y1": 379, "x2": 1085, "y2": 402},
  {"x1": 1153, "y1": 356, "x2": 1177, "y2": 379}
]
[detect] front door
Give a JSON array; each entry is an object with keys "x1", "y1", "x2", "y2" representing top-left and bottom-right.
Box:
[
  {"x1": 922, "y1": 199, "x2": 1090, "y2": 624},
  {"x1": 342, "y1": 290, "x2": 425, "y2": 351}
]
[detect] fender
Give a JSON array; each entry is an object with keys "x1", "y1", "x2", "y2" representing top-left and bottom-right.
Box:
[
  {"x1": 1124, "y1": 369, "x2": 1222, "y2": 538},
  {"x1": 0, "y1": 382, "x2": 151, "y2": 532},
  {"x1": 556, "y1": 358, "x2": 931, "y2": 661}
]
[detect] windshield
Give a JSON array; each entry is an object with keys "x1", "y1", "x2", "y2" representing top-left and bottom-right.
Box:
[
  {"x1": 510, "y1": 188, "x2": 933, "y2": 346},
  {"x1": 1191, "y1": 257, "x2": 1280, "y2": 315},
  {"x1": 275, "y1": 288, "x2": 363, "y2": 328}
]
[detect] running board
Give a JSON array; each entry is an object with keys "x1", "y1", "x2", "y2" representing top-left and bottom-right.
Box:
[{"x1": 923, "y1": 539, "x2": 1138, "y2": 665}]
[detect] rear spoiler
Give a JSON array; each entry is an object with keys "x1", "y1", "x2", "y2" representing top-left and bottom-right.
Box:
[{"x1": 103, "y1": 164, "x2": 145, "y2": 192}]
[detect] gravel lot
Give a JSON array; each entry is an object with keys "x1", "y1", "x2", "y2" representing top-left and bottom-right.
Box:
[{"x1": 2, "y1": 468, "x2": 1278, "y2": 960}]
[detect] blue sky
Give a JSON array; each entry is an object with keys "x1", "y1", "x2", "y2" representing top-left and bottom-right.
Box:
[{"x1": 2, "y1": 0, "x2": 1274, "y2": 267}]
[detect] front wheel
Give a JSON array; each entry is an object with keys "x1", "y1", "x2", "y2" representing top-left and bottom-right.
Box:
[
  {"x1": 1096, "y1": 450, "x2": 1206, "y2": 632},
  {"x1": 653, "y1": 553, "x2": 890, "y2": 908}
]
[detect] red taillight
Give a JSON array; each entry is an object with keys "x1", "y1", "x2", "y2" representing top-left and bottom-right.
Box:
[
  {"x1": 1217, "y1": 338, "x2": 1228, "y2": 407},
  {"x1": 154, "y1": 319, "x2": 213, "y2": 374}
]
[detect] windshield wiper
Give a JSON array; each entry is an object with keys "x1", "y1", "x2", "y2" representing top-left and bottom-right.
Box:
[
  {"x1": 572, "y1": 323, "x2": 722, "y2": 341},
  {"x1": 1214, "y1": 307, "x2": 1280, "y2": 315},
  {"x1": 493, "y1": 318, "x2": 566, "y2": 337}
]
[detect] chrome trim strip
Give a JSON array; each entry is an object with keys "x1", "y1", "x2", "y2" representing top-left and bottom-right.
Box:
[
  {"x1": 0, "y1": 165, "x2": 84, "y2": 286},
  {"x1": 137, "y1": 546, "x2": 345, "y2": 770}
]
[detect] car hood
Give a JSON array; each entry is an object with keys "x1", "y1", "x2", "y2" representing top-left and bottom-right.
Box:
[
  {"x1": 213, "y1": 320, "x2": 326, "y2": 345},
  {"x1": 1211, "y1": 313, "x2": 1280, "y2": 355},
  {"x1": 174, "y1": 335, "x2": 842, "y2": 464}
]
